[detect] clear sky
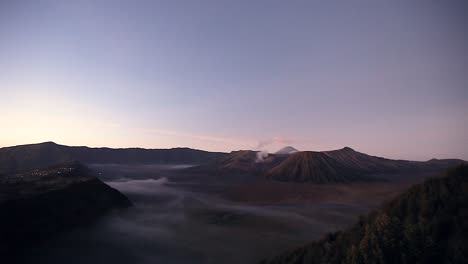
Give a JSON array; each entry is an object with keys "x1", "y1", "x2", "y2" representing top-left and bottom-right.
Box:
[{"x1": 1, "y1": 0, "x2": 467, "y2": 160}]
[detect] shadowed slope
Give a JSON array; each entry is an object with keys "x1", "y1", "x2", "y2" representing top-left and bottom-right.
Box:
[{"x1": 0, "y1": 162, "x2": 131, "y2": 259}]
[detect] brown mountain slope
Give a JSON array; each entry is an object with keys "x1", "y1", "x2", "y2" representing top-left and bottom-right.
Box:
[{"x1": 266, "y1": 151, "x2": 365, "y2": 183}]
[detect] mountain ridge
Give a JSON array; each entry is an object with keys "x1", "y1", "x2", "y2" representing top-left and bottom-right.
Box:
[
  {"x1": 1, "y1": 142, "x2": 464, "y2": 183},
  {"x1": 0, "y1": 142, "x2": 227, "y2": 174}
]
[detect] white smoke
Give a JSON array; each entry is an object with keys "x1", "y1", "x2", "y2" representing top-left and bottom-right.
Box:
[
  {"x1": 256, "y1": 137, "x2": 292, "y2": 149},
  {"x1": 255, "y1": 151, "x2": 269, "y2": 163},
  {"x1": 255, "y1": 137, "x2": 292, "y2": 162}
]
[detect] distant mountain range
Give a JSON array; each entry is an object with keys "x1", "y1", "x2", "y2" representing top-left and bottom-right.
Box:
[
  {"x1": 0, "y1": 142, "x2": 464, "y2": 183},
  {"x1": 0, "y1": 141, "x2": 226, "y2": 174},
  {"x1": 196, "y1": 147, "x2": 464, "y2": 183},
  {"x1": 267, "y1": 147, "x2": 465, "y2": 183},
  {"x1": 260, "y1": 164, "x2": 468, "y2": 264}
]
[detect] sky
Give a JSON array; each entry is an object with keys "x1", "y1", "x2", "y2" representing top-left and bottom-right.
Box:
[{"x1": 0, "y1": 0, "x2": 467, "y2": 160}]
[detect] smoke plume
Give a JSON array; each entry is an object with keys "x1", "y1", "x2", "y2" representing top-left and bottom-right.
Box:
[{"x1": 256, "y1": 137, "x2": 291, "y2": 149}]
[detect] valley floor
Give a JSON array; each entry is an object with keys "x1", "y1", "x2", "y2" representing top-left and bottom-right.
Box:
[{"x1": 21, "y1": 165, "x2": 435, "y2": 264}]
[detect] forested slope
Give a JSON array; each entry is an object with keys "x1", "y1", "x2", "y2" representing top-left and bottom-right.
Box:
[{"x1": 260, "y1": 164, "x2": 468, "y2": 264}]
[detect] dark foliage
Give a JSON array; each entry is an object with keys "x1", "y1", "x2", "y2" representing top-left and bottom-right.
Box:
[
  {"x1": 0, "y1": 162, "x2": 132, "y2": 260},
  {"x1": 260, "y1": 164, "x2": 468, "y2": 264}
]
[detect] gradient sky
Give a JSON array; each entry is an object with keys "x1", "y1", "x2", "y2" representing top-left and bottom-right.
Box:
[{"x1": 1, "y1": 0, "x2": 467, "y2": 160}]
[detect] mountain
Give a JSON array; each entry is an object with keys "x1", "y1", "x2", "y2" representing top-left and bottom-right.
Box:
[
  {"x1": 260, "y1": 164, "x2": 468, "y2": 264},
  {"x1": 217, "y1": 150, "x2": 260, "y2": 172},
  {"x1": 189, "y1": 150, "x2": 288, "y2": 175},
  {"x1": 266, "y1": 147, "x2": 464, "y2": 183},
  {"x1": 187, "y1": 147, "x2": 464, "y2": 183},
  {"x1": 1, "y1": 143, "x2": 462, "y2": 183},
  {"x1": 266, "y1": 151, "x2": 366, "y2": 183},
  {"x1": 323, "y1": 147, "x2": 419, "y2": 173},
  {"x1": 275, "y1": 146, "x2": 299, "y2": 155},
  {"x1": 0, "y1": 162, "x2": 131, "y2": 259},
  {"x1": 0, "y1": 142, "x2": 226, "y2": 174}
]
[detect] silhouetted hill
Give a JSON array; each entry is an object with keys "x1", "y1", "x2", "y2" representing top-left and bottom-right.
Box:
[
  {"x1": 260, "y1": 164, "x2": 468, "y2": 264},
  {"x1": 0, "y1": 142, "x2": 226, "y2": 174},
  {"x1": 0, "y1": 162, "x2": 131, "y2": 259}
]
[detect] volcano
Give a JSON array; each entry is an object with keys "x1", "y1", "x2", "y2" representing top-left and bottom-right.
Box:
[{"x1": 266, "y1": 151, "x2": 365, "y2": 183}]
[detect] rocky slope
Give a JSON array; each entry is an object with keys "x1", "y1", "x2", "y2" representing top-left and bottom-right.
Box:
[
  {"x1": 0, "y1": 162, "x2": 131, "y2": 258},
  {"x1": 266, "y1": 151, "x2": 365, "y2": 183},
  {"x1": 260, "y1": 164, "x2": 468, "y2": 264}
]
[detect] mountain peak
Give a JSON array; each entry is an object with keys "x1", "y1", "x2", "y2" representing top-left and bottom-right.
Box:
[
  {"x1": 275, "y1": 146, "x2": 299, "y2": 155},
  {"x1": 41, "y1": 141, "x2": 59, "y2": 146}
]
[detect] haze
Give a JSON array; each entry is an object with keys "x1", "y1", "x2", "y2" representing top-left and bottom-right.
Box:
[{"x1": 1, "y1": 0, "x2": 467, "y2": 160}]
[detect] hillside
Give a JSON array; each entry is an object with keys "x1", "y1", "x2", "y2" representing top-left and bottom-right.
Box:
[
  {"x1": 0, "y1": 142, "x2": 226, "y2": 174},
  {"x1": 260, "y1": 164, "x2": 468, "y2": 264},
  {"x1": 0, "y1": 162, "x2": 131, "y2": 259}
]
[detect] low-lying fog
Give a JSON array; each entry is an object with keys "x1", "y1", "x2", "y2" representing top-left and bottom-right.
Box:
[{"x1": 24, "y1": 164, "x2": 374, "y2": 264}]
